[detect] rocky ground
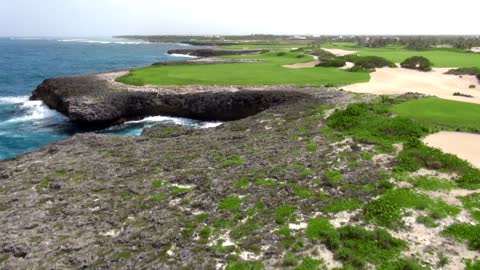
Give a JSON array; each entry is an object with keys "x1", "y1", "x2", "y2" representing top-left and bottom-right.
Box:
[
  {"x1": 3, "y1": 48, "x2": 479, "y2": 269},
  {"x1": 0, "y1": 89, "x2": 384, "y2": 269}
]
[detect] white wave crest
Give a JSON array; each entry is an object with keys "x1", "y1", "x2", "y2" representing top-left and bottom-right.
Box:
[
  {"x1": 170, "y1": 53, "x2": 198, "y2": 59},
  {"x1": 57, "y1": 39, "x2": 149, "y2": 45},
  {"x1": 125, "y1": 116, "x2": 192, "y2": 125},
  {"x1": 125, "y1": 115, "x2": 222, "y2": 129},
  {"x1": 1, "y1": 100, "x2": 59, "y2": 125},
  {"x1": 0, "y1": 96, "x2": 29, "y2": 104},
  {"x1": 58, "y1": 39, "x2": 111, "y2": 44},
  {"x1": 200, "y1": 122, "x2": 223, "y2": 129}
]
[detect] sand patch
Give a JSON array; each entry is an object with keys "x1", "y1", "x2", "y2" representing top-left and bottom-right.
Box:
[
  {"x1": 321, "y1": 48, "x2": 357, "y2": 57},
  {"x1": 423, "y1": 131, "x2": 480, "y2": 169},
  {"x1": 339, "y1": 62, "x2": 354, "y2": 70},
  {"x1": 471, "y1": 47, "x2": 480, "y2": 53},
  {"x1": 344, "y1": 67, "x2": 480, "y2": 104},
  {"x1": 282, "y1": 60, "x2": 320, "y2": 69},
  {"x1": 390, "y1": 210, "x2": 478, "y2": 269}
]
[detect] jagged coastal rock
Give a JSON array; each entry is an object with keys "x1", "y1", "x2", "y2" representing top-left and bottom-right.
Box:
[
  {"x1": 167, "y1": 48, "x2": 268, "y2": 57},
  {"x1": 30, "y1": 73, "x2": 309, "y2": 127}
]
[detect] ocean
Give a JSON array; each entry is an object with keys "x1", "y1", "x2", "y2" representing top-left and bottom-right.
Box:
[{"x1": 0, "y1": 37, "x2": 218, "y2": 160}]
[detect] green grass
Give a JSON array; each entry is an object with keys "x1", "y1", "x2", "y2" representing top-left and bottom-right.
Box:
[
  {"x1": 443, "y1": 223, "x2": 480, "y2": 250},
  {"x1": 255, "y1": 178, "x2": 276, "y2": 186},
  {"x1": 324, "y1": 198, "x2": 363, "y2": 213},
  {"x1": 294, "y1": 257, "x2": 325, "y2": 270},
  {"x1": 226, "y1": 261, "x2": 264, "y2": 270},
  {"x1": 408, "y1": 176, "x2": 457, "y2": 191},
  {"x1": 223, "y1": 155, "x2": 245, "y2": 166},
  {"x1": 171, "y1": 187, "x2": 192, "y2": 195},
  {"x1": 152, "y1": 179, "x2": 164, "y2": 188},
  {"x1": 460, "y1": 193, "x2": 480, "y2": 222},
  {"x1": 218, "y1": 196, "x2": 243, "y2": 210},
  {"x1": 117, "y1": 51, "x2": 369, "y2": 86},
  {"x1": 150, "y1": 194, "x2": 166, "y2": 202},
  {"x1": 391, "y1": 97, "x2": 480, "y2": 131},
  {"x1": 306, "y1": 217, "x2": 407, "y2": 269},
  {"x1": 234, "y1": 176, "x2": 250, "y2": 188},
  {"x1": 275, "y1": 205, "x2": 296, "y2": 224},
  {"x1": 324, "y1": 170, "x2": 344, "y2": 186},
  {"x1": 363, "y1": 188, "x2": 460, "y2": 228},
  {"x1": 38, "y1": 179, "x2": 49, "y2": 189},
  {"x1": 322, "y1": 43, "x2": 480, "y2": 68}
]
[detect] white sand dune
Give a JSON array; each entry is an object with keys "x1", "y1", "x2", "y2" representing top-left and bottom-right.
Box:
[
  {"x1": 343, "y1": 67, "x2": 480, "y2": 104},
  {"x1": 424, "y1": 132, "x2": 480, "y2": 169},
  {"x1": 321, "y1": 48, "x2": 357, "y2": 57}
]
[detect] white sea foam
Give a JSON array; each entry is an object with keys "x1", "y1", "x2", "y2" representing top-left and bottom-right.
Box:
[
  {"x1": 199, "y1": 122, "x2": 223, "y2": 129},
  {"x1": 125, "y1": 115, "x2": 193, "y2": 125},
  {"x1": 1, "y1": 100, "x2": 59, "y2": 125},
  {"x1": 124, "y1": 115, "x2": 222, "y2": 129},
  {"x1": 58, "y1": 39, "x2": 112, "y2": 44},
  {"x1": 57, "y1": 39, "x2": 149, "y2": 45},
  {"x1": 170, "y1": 53, "x2": 198, "y2": 59},
  {"x1": 0, "y1": 96, "x2": 29, "y2": 104}
]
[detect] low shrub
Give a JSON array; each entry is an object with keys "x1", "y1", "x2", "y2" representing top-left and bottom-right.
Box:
[
  {"x1": 469, "y1": 85, "x2": 476, "y2": 89},
  {"x1": 445, "y1": 67, "x2": 480, "y2": 76},
  {"x1": 400, "y1": 56, "x2": 432, "y2": 71},
  {"x1": 277, "y1": 52, "x2": 287, "y2": 56},
  {"x1": 316, "y1": 58, "x2": 346, "y2": 68},
  {"x1": 343, "y1": 55, "x2": 396, "y2": 72},
  {"x1": 454, "y1": 92, "x2": 474, "y2": 98},
  {"x1": 363, "y1": 188, "x2": 460, "y2": 228},
  {"x1": 306, "y1": 218, "x2": 406, "y2": 269},
  {"x1": 443, "y1": 223, "x2": 480, "y2": 250},
  {"x1": 310, "y1": 49, "x2": 337, "y2": 61}
]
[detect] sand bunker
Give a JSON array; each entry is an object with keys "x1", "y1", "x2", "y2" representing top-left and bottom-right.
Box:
[
  {"x1": 282, "y1": 61, "x2": 320, "y2": 69},
  {"x1": 321, "y1": 48, "x2": 357, "y2": 57},
  {"x1": 343, "y1": 67, "x2": 480, "y2": 104},
  {"x1": 340, "y1": 62, "x2": 354, "y2": 70},
  {"x1": 423, "y1": 131, "x2": 480, "y2": 169},
  {"x1": 471, "y1": 47, "x2": 480, "y2": 53}
]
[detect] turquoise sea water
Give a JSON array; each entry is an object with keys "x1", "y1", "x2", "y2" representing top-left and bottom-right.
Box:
[{"x1": 0, "y1": 37, "x2": 218, "y2": 160}]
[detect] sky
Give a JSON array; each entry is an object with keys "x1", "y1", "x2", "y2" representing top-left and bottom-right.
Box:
[{"x1": 1, "y1": 0, "x2": 479, "y2": 37}]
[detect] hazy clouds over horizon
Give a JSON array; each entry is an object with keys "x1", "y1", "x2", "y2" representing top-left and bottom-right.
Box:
[{"x1": 1, "y1": 0, "x2": 479, "y2": 37}]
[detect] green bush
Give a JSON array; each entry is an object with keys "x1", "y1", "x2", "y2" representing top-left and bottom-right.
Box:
[
  {"x1": 400, "y1": 56, "x2": 432, "y2": 71},
  {"x1": 343, "y1": 55, "x2": 396, "y2": 72},
  {"x1": 307, "y1": 218, "x2": 406, "y2": 269},
  {"x1": 277, "y1": 52, "x2": 287, "y2": 56},
  {"x1": 316, "y1": 58, "x2": 346, "y2": 68},
  {"x1": 363, "y1": 188, "x2": 460, "y2": 228},
  {"x1": 310, "y1": 49, "x2": 337, "y2": 61}
]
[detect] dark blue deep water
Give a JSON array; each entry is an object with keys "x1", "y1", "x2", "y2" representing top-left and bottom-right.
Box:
[{"x1": 0, "y1": 38, "x2": 218, "y2": 160}]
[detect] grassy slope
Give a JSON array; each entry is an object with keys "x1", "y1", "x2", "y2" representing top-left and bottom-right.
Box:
[
  {"x1": 391, "y1": 97, "x2": 480, "y2": 131},
  {"x1": 322, "y1": 43, "x2": 480, "y2": 68},
  {"x1": 117, "y1": 51, "x2": 370, "y2": 86}
]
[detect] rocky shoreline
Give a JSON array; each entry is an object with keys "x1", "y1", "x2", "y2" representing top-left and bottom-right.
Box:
[
  {"x1": 29, "y1": 48, "x2": 312, "y2": 128},
  {"x1": 1, "y1": 89, "x2": 371, "y2": 269},
  {"x1": 30, "y1": 72, "x2": 310, "y2": 127}
]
